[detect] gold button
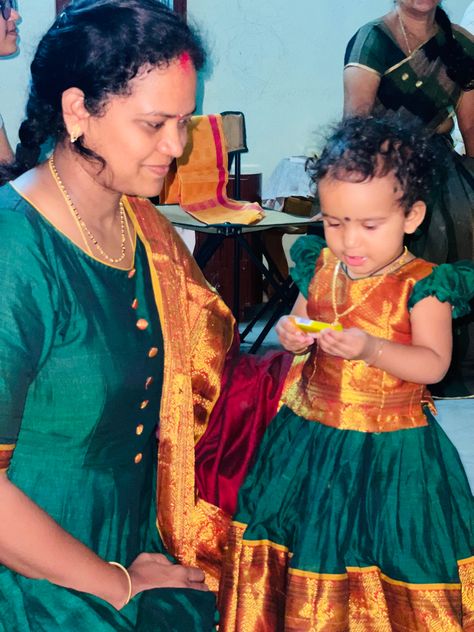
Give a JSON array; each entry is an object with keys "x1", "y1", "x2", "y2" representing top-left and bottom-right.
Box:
[
  {"x1": 136, "y1": 319, "x2": 149, "y2": 331},
  {"x1": 145, "y1": 377, "x2": 154, "y2": 389},
  {"x1": 128, "y1": 268, "x2": 136, "y2": 279},
  {"x1": 402, "y1": 72, "x2": 409, "y2": 81},
  {"x1": 148, "y1": 347, "x2": 158, "y2": 358},
  {"x1": 140, "y1": 400, "x2": 149, "y2": 410},
  {"x1": 131, "y1": 298, "x2": 138, "y2": 310},
  {"x1": 415, "y1": 80, "x2": 423, "y2": 87},
  {"x1": 136, "y1": 424, "x2": 144, "y2": 436},
  {"x1": 134, "y1": 452, "x2": 143, "y2": 464}
]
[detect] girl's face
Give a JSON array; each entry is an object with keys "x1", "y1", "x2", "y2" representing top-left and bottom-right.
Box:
[
  {"x1": 318, "y1": 173, "x2": 424, "y2": 278},
  {"x1": 78, "y1": 57, "x2": 197, "y2": 199},
  {"x1": 0, "y1": 1, "x2": 20, "y2": 56}
]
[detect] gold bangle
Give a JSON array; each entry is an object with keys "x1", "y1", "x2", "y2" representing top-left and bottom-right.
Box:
[
  {"x1": 363, "y1": 338, "x2": 385, "y2": 366},
  {"x1": 109, "y1": 561, "x2": 132, "y2": 607}
]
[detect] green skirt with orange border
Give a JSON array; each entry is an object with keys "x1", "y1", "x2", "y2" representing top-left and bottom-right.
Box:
[{"x1": 218, "y1": 406, "x2": 474, "y2": 631}]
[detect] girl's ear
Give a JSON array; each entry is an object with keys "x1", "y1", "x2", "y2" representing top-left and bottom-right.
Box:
[{"x1": 404, "y1": 200, "x2": 426, "y2": 234}]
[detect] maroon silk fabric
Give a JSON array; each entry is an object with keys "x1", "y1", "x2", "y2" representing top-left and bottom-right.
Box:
[{"x1": 195, "y1": 331, "x2": 292, "y2": 516}]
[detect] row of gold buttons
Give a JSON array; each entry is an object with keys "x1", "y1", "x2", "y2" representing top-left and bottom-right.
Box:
[{"x1": 129, "y1": 267, "x2": 158, "y2": 465}]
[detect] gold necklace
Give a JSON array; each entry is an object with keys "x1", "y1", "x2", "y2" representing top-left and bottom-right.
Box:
[
  {"x1": 331, "y1": 247, "x2": 409, "y2": 326},
  {"x1": 48, "y1": 155, "x2": 129, "y2": 264}
]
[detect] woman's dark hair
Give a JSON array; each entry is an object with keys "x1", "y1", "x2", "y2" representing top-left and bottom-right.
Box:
[
  {"x1": 307, "y1": 116, "x2": 446, "y2": 214},
  {"x1": 435, "y1": 6, "x2": 474, "y2": 91},
  {"x1": 0, "y1": 0, "x2": 206, "y2": 184}
]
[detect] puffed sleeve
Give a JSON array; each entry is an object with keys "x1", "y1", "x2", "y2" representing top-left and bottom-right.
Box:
[
  {"x1": 0, "y1": 204, "x2": 57, "y2": 446},
  {"x1": 408, "y1": 261, "x2": 474, "y2": 319},
  {"x1": 344, "y1": 21, "x2": 393, "y2": 75},
  {"x1": 289, "y1": 234, "x2": 326, "y2": 299}
]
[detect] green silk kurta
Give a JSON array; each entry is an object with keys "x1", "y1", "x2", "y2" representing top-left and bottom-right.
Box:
[{"x1": 0, "y1": 185, "x2": 216, "y2": 631}]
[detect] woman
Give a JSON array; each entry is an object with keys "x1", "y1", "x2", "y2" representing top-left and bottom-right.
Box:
[
  {"x1": 0, "y1": 0, "x2": 20, "y2": 162},
  {"x1": 0, "y1": 1, "x2": 235, "y2": 629},
  {"x1": 343, "y1": 0, "x2": 474, "y2": 396}
]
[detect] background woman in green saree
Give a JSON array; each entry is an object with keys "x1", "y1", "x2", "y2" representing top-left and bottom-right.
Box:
[{"x1": 343, "y1": 0, "x2": 474, "y2": 396}]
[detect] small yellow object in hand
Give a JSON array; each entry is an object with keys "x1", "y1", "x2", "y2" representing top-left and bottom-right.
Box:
[{"x1": 292, "y1": 316, "x2": 343, "y2": 333}]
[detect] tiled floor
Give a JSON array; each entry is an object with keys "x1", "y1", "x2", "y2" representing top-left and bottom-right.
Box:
[{"x1": 239, "y1": 315, "x2": 474, "y2": 494}]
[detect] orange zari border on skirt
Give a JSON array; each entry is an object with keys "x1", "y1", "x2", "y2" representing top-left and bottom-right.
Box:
[{"x1": 218, "y1": 522, "x2": 474, "y2": 631}]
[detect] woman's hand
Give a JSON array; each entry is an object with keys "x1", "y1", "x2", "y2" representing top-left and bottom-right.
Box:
[
  {"x1": 317, "y1": 327, "x2": 378, "y2": 362},
  {"x1": 276, "y1": 315, "x2": 316, "y2": 354},
  {"x1": 125, "y1": 553, "x2": 208, "y2": 603}
]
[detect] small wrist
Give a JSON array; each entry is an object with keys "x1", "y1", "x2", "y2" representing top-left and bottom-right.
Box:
[
  {"x1": 362, "y1": 337, "x2": 385, "y2": 366},
  {"x1": 108, "y1": 561, "x2": 132, "y2": 610}
]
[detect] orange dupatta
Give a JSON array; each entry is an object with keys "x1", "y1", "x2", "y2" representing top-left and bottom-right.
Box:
[{"x1": 124, "y1": 195, "x2": 234, "y2": 589}]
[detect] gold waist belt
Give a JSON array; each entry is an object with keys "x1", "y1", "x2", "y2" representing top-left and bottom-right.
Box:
[{"x1": 289, "y1": 381, "x2": 430, "y2": 433}]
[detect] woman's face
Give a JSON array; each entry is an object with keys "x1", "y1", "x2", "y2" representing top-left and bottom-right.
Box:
[
  {"x1": 0, "y1": 1, "x2": 20, "y2": 56},
  {"x1": 397, "y1": 0, "x2": 440, "y2": 15},
  {"x1": 80, "y1": 56, "x2": 197, "y2": 198}
]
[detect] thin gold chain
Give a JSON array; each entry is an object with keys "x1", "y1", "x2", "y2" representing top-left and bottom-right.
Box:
[
  {"x1": 397, "y1": 7, "x2": 413, "y2": 54},
  {"x1": 396, "y1": 7, "x2": 436, "y2": 56},
  {"x1": 331, "y1": 247, "x2": 409, "y2": 326},
  {"x1": 48, "y1": 155, "x2": 129, "y2": 264}
]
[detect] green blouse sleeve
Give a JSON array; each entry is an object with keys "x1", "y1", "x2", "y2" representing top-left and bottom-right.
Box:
[
  {"x1": 289, "y1": 234, "x2": 326, "y2": 299},
  {"x1": 0, "y1": 202, "x2": 57, "y2": 443},
  {"x1": 408, "y1": 261, "x2": 474, "y2": 319},
  {"x1": 344, "y1": 21, "x2": 393, "y2": 75}
]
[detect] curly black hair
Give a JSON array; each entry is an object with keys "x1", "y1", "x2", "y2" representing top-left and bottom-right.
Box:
[
  {"x1": 0, "y1": 0, "x2": 206, "y2": 185},
  {"x1": 306, "y1": 116, "x2": 448, "y2": 214}
]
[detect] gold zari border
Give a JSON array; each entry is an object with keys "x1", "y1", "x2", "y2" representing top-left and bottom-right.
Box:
[{"x1": 219, "y1": 527, "x2": 473, "y2": 631}]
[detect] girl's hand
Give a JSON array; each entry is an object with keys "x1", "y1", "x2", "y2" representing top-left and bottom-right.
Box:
[
  {"x1": 276, "y1": 315, "x2": 316, "y2": 354},
  {"x1": 113, "y1": 553, "x2": 209, "y2": 608},
  {"x1": 317, "y1": 327, "x2": 379, "y2": 362}
]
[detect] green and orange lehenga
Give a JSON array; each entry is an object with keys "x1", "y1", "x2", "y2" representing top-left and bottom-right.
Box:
[{"x1": 218, "y1": 239, "x2": 474, "y2": 631}]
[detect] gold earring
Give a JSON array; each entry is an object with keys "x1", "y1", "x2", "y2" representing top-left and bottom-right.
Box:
[{"x1": 70, "y1": 124, "x2": 82, "y2": 144}]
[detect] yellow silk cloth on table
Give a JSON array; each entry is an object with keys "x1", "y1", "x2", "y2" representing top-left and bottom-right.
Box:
[
  {"x1": 283, "y1": 248, "x2": 437, "y2": 432},
  {"x1": 161, "y1": 114, "x2": 265, "y2": 225},
  {"x1": 124, "y1": 195, "x2": 234, "y2": 590},
  {"x1": 220, "y1": 523, "x2": 474, "y2": 631}
]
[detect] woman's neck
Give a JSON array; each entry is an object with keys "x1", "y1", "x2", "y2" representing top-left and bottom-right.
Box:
[
  {"x1": 51, "y1": 144, "x2": 123, "y2": 230},
  {"x1": 396, "y1": 4, "x2": 437, "y2": 36}
]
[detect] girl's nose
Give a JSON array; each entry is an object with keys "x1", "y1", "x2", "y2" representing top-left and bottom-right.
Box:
[{"x1": 342, "y1": 226, "x2": 359, "y2": 248}]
